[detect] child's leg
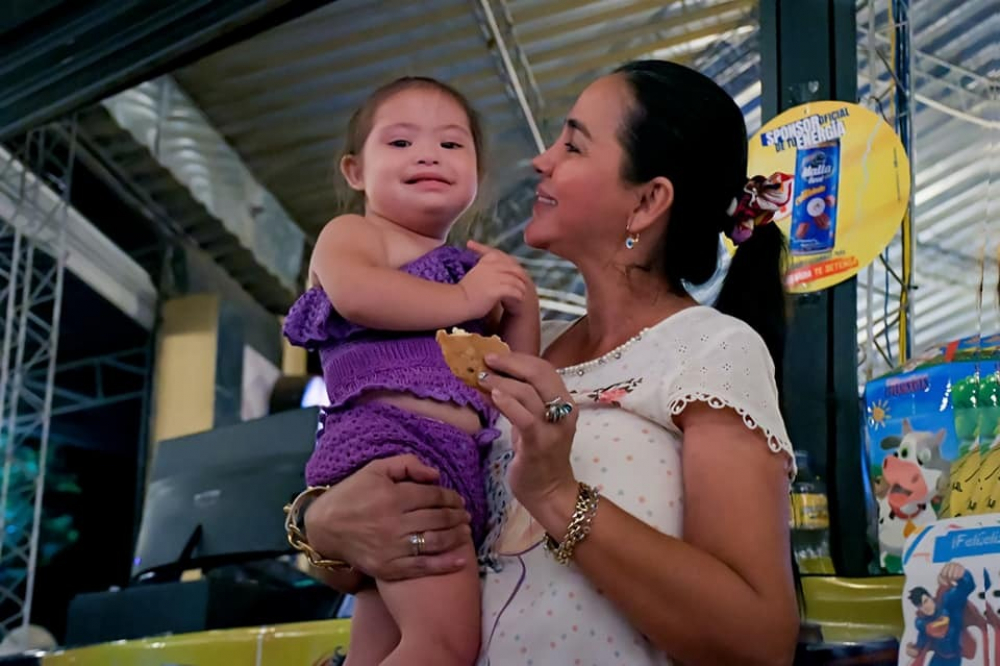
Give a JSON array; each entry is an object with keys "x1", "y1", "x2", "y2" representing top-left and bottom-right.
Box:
[
  {"x1": 343, "y1": 588, "x2": 401, "y2": 666},
  {"x1": 378, "y1": 540, "x2": 481, "y2": 666}
]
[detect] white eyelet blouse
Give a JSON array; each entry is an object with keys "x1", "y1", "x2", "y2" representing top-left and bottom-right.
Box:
[{"x1": 477, "y1": 306, "x2": 795, "y2": 666}]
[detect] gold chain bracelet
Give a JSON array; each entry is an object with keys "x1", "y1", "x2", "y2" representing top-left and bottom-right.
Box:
[
  {"x1": 284, "y1": 486, "x2": 354, "y2": 572},
  {"x1": 543, "y1": 483, "x2": 601, "y2": 565}
]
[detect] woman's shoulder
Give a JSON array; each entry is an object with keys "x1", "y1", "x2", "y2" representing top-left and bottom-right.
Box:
[
  {"x1": 639, "y1": 306, "x2": 770, "y2": 365},
  {"x1": 651, "y1": 305, "x2": 759, "y2": 342},
  {"x1": 629, "y1": 307, "x2": 793, "y2": 473}
]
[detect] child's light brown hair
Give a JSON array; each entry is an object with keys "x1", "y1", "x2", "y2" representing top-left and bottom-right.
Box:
[{"x1": 342, "y1": 76, "x2": 487, "y2": 183}]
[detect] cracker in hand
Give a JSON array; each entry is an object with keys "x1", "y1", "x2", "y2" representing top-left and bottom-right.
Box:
[{"x1": 436, "y1": 328, "x2": 511, "y2": 391}]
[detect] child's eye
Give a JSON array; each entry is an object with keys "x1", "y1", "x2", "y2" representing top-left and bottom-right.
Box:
[
  {"x1": 564, "y1": 142, "x2": 580, "y2": 153},
  {"x1": 389, "y1": 140, "x2": 411, "y2": 148},
  {"x1": 441, "y1": 142, "x2": 463, "y2": 149}
]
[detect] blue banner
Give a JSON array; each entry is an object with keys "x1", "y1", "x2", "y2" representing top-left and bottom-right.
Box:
[{"x1": 934, "y1": 526, "x2": 1000, "y2": 562}]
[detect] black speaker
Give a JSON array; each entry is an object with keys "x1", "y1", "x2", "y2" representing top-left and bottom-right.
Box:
[{"x1": 65, "y1": 577, "x2": 341, "y2": 648}]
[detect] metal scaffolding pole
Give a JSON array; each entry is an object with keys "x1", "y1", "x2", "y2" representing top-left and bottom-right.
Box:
[
  {"x1": 472, "y1": 0, "x2": 548, "y2": 153},
  {"x1": 0, "y1": 123, "x2": 75, "y2": 637}
]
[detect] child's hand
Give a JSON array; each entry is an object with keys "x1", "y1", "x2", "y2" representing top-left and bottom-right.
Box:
[{"x1": 460, "y1": 242, "x2": 533, "y2": 319}]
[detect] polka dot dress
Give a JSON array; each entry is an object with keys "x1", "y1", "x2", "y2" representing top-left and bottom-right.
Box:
[{"x1": 477, "y1": 308, "x2": 794, "y2": 666}]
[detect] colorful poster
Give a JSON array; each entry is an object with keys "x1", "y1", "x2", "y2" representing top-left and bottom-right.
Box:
[
  {"x1": 747, "y1": 101, "x2": 911, "y2": 293},
  {"x1": 900, "y1": 515, "x2": 1000, "y2": 666},
  {"x1": 864, "y1": 335, "x2": 1000, "y2": 574}
]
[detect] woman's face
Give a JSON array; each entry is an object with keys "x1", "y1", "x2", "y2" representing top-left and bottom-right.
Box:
[{"x1": 525, "y1": 75, "x2": 639, "y2": 259}]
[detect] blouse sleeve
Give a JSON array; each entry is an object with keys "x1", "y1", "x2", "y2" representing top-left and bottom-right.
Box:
[{"x1": 656, "y1": 317, "x2": 796, "y2": 478}]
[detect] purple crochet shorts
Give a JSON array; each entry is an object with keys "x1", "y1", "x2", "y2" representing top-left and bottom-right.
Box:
[{"x1": 306, "y1": 401, "x2": 497, "y2": 546}]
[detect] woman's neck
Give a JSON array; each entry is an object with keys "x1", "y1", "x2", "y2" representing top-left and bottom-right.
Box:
[
  {"x1": 577, "y1": 264, "x2": 693, "y2": 353},
  {"x1": 552, "y1": 260, "x2": 697, "y2": 365}
]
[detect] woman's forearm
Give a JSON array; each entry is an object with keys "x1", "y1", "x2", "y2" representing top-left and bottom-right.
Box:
[{"x1": 529, "y1": 484, "x2": 798, "y2": 666}]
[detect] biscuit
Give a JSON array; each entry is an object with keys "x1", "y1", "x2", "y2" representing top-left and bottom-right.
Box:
[{"x1": 436, "y1": 328, "x2": 510, "y2": 391}]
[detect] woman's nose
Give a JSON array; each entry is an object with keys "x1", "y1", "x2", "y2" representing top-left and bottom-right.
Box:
[{"x1": 532, "y1": 150, "x2": 551, "y2": 175}]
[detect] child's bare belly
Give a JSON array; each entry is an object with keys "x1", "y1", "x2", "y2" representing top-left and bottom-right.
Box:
[{"x1": 355, "y1": 390, "x2": 482, "y2": 435}]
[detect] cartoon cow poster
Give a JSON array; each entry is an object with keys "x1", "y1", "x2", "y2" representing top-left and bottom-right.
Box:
[
  {"x1": 874, "y1": 420, "x2": 951, "y2": 571},
  {"x1": 866, "y1": 352, "x2": 1000, "y2": 574}
]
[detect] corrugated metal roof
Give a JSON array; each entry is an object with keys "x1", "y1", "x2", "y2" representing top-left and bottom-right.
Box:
[
  {"x1": 172, "y1": 0, "x2": 542, "y2": 235},
  {"x1": 171, "y1": 0, "x2": 756, "y2": 233},
  {"x1": 91, "y1": 0, "x2": 997, "y2": 375}
]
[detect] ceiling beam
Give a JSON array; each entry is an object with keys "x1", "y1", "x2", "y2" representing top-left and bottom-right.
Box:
[
  {"x1": 472, "y1": 0, "x2": 549, "y2": 152},
  {"x1": 0, "y1": 0, "x2": 336, "y2": 141},
  {"x1": 534, "y1": 19, "x2": 746, "y2": 86},
  {"x1": 527, "y1": 0, "x2": 754, "y2": 65}
]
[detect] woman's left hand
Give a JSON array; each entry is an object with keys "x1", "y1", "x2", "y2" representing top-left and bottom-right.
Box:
[{"x1": 478, "y1": 352, "x2": 578, "y2": 512}]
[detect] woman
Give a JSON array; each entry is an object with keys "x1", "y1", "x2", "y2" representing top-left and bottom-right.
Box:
[{"x1": 294, "y1": 60, "x2": 799, "y2": 665}]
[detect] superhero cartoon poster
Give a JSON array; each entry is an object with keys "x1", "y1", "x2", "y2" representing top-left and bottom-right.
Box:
[
  {"x1": 900, "y1": 516, "x2": 1000, "y2": 666},
  {"x1": 865, "y1": 334, "x2": 1000, "y2": 574}
]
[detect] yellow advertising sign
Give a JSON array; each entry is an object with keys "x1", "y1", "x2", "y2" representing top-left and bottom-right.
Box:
[{"x1": 747, "y1": 101, "x2": 911, "y2": 293}]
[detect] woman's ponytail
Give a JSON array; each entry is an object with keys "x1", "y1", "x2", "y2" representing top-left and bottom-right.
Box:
[{"x1": 715, "y1": 222, "x2": 788, "y2": 387}]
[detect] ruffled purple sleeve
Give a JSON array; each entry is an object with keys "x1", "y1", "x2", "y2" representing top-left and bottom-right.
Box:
[
  {"x1": 283, "y1": 287, "x2": 342, "y2": 348},
  {"x1": 282, "y1": 245, "x2": 485, "y2": 349}
]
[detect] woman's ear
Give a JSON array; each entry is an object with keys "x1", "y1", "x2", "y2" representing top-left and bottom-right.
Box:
[
  {"x1": 340, "y1": 154, "x2": 365, "y2": 191},
  {"x1": 627, "y1": 176, "x2": 675, "y2": 235}
]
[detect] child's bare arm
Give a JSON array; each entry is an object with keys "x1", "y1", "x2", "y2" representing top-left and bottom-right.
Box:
[
  {"x1": 466, "y1": 240, "x2": 540, "y2": 355},
  {"x1": 312, "y1": 216, "x2": 522, "y2": 331},
  {"x1": 309, "y1": 566, "x2": 369, "y2": 595}
]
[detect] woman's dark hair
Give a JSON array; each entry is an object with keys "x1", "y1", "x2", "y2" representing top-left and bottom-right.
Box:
[{"x1": 614, "y1": 60, "x2": 787, "y2": 381}]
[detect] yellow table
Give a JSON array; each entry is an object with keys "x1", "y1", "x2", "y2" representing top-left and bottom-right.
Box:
[
  {"x1": 800, "y1": 575, "x2": 904, "y2": 643},
  {"x1": 42, "y1": 619, "x2": 351, "y2": 666},
  {"x1": 39, "y1": 576, "x2": 905, "y2": 663}
]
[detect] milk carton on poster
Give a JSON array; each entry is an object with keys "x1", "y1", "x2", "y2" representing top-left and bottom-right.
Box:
[{"x1": 899, "y1": 516, "x2": 1000, "y2": 666}]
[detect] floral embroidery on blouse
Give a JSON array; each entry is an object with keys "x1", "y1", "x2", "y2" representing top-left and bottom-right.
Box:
[{"x1": 572, "y1": 377, "x2": 643, "y2": 406}]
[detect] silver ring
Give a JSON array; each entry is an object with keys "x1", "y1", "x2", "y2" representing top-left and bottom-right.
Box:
[
  {"x1": 544, "y1": 396, "x2": 574, "y2": 423},
  {"x1": 409, "y1": 532, "x2": 425, "y2": 557}
]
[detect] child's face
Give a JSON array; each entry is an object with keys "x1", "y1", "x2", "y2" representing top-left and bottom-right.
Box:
[{"x1": 348, "y1": 87, "x2": 479, "y2": 237}]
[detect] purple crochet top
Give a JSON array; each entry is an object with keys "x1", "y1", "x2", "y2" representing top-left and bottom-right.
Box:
[{"x1": 283, "y1": 245, "x2": 494, "y2": 421}]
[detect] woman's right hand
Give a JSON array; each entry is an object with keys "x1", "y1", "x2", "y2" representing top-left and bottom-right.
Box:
[{"x1": 303, "y1": 454, "x2": 472, "y2": 581}]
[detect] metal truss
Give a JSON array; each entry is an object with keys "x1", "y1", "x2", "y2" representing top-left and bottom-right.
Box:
[
  {"x1": 0, "y1": 123, "x2": 75, "y2": 637},
  {"x1": 23, "y1": 347, "x2": 150, "y2": 421},
  {"x1": 472, "y1": 0, "x2": 549, "y2": 152}
]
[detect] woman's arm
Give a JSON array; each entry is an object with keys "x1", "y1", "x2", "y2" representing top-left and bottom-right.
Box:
[
  {"x1": 301, "y1": 455, "x2": 472, "y2": 583},
  {"x1": 481, "y1": 353, "x2": 798, "y2": 666},
  {"x1": 499, "y1": 290, "x2": 540, "y2": 356},
  {"x1": 526, "y1": 403, "x2": 798, "y2": 666}
]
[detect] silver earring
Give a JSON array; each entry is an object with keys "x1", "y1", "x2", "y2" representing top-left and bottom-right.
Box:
[{"x1": 625, "y1": 232, "x2": 639, "y2": 249}]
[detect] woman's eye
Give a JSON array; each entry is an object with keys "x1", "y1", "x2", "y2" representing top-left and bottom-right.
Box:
[
  {"x1": 389, "y1": 140, "x2": 411, "y2": 148},
  {"x1": 564, "y1": 142, "x2": 580, "y2": 153}
]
